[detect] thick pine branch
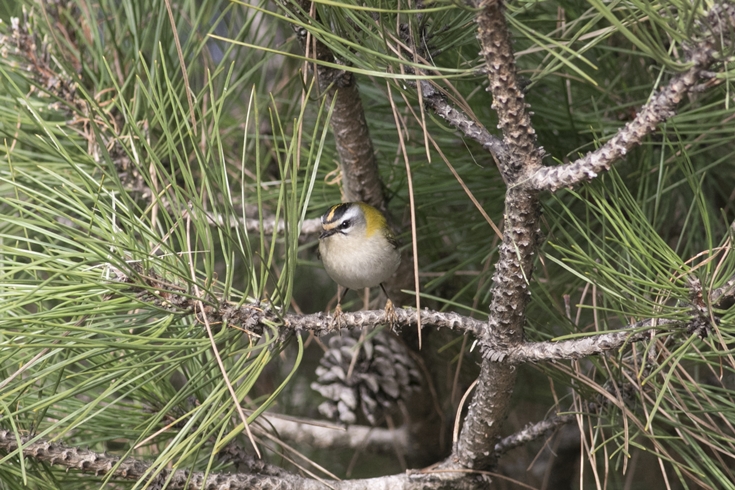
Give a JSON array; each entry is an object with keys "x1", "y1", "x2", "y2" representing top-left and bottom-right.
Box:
[
  {"x1": 528, "y1": 47, "x2": 716, "y2": 192},
  {"x1": 0, "y1": 431, "x2": 308, "y2": 490},
  {"x1": 446, "y1": 0, "x2": 545, "y2": 470},
  {"x1": 0, "y1": 430, "x2": 479, "y2": 490},
  {"x1": 474, "y1": 0, "x2": 544, "y2": 178},
  {"x1": 283, "y1": 0, "x2": 386, "y2": 211},
  {"x1": 0, "y1": 430, "x2": 325, "y2": 490}
]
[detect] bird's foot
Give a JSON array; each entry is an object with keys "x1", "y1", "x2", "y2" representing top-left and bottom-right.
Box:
[
  {"x1": 331, "y1": 304, "x2": 344, "y2": 329},
  {"x1": 384, "y1": 299, "x2": 398, "y2": 328}
]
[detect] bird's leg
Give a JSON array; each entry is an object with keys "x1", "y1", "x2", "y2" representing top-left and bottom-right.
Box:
[
  {"x1": 380, "y1": 283, "x2": 398, "y2": 327},
  {"x1": 332, "y1": 286, "x2": 348, "y2": 328}
]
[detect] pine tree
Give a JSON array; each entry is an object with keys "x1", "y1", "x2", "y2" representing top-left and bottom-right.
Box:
[{"x1": 1, "y1": 0, "x2": 735, "y2": 488}]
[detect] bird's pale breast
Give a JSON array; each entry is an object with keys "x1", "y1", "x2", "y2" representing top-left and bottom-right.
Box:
[{"x1": 319, "y1": 232, "x2": 400, "y2": 290}]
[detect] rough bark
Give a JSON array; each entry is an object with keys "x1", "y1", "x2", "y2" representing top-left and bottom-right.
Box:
[
  {"x1": 111, "y1": 270, "x2": 727, "y2": 364},
  {"x1": 0, "y1": 430, "x2": 480, "y2": 490},
  {"x1": 446, "y1": 0, "x2": 545, "y2": 470},
  {"x1": 452, "y1": 188, "x2": 540, "y2": 469},
  {"x1": 528, "y1": 3, "x2": 735, "y2": 192},
  {"x1": 528, "y1": 48, "x2": 716, "y2": 192},
  {"x1": 288, "y1": 0, "x2": 386, "y2": 211},
  {"x1": 493, "y1": 413, "x2": 577, "y2": 455},
  {"x1": 474, "y1": 0, "x2": 544, "y2": 178}
]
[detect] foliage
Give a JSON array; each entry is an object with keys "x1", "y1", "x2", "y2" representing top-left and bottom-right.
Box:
[{"x1": 0, "y1": 0, "x2": 734, "y2": 488}]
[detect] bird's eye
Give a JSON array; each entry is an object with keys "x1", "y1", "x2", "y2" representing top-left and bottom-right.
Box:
[{"x1": 340, "y1": 220, "x2": 350, "y2": 229}]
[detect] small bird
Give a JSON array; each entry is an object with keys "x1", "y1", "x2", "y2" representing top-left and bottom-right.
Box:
[{"x1": 318, "y1": 202, "x2": 401, "y2": 322}]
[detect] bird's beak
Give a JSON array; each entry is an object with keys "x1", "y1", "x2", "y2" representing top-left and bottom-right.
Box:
[{"x1": 320, "y1": 228, "x2": 337, "y2": 239}]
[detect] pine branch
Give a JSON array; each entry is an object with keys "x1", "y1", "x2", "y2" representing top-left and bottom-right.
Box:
[
  {"x1": 0, "y1": 430, "x2": 318, "y2": 490},
  {"x1": 0, "y1": 430, "x2": 480, "y2": 490},
  {"x1": 446, "y1": 0, "x2": 545, "y2": 471},
  {"x1": 493, "y1": 413, "x2": 576, "y2": 455},
  {"x1": 281, "y1": 0, "x2": 386, "y2": 211},
  {"x1": 125, "y1": 270, "x2": 488, "y2": 337},
  {"x1": 419, "y1": 79, "x2": 508, "y2": 164},
  {"x1": 488, "y1": 319, "x2": 679, "y2": 363},
  {"x1": 261, "y1": 415, "x2": 410, "y2": 455},
  {"x1": 528, "y1": 5, "x2": 735, "y2": 192},
  {"x1": 487, "y1": 273, "x2": 735, "y2": 363},
  {"x1": 528, "y1": 48, "x2": 714, "y2": 192},
  {"x1": 491, "y1": 389, "x2": 635, "y2": 456},
  {"x1": 124, "y1": 265, "x2": 735, "y2": 362},
  {"x1": 473, "y1": 0, "x2": 544, "y2": 178}
]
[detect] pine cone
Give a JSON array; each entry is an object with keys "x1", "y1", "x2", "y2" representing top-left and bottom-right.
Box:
[{"x1": 311, "y1": 330, "x2": 421, "y2": 425}]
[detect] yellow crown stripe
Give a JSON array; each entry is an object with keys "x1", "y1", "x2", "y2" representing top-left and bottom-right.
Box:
[
  {"x1": 358, "y1": 202, "x2": 387, "y2": 238},
  {"x1": 325, "y1": 204, "x2": 342, "y2": 223},
  {"x1": 326, "y1": 205, "x2": 338, "y2": 222}
]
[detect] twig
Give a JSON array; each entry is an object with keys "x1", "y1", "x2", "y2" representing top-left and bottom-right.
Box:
[
  {"x1": 493, "y1": 413, "x2": 576, "y2": 455},
  {"x1": 420, "y1": 80, "x2": 508, "y2": 164}
]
